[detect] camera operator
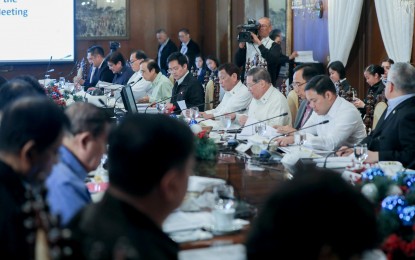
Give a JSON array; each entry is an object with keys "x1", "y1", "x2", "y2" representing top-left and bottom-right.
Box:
[{"x1": 235, "y1": 17, "x2": 293, "y2": 87}]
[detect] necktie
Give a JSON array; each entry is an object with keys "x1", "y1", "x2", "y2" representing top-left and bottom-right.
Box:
[
  {"x1": 180, "y1": 44, "x2": 188, "y2": 54},
  {"x1": 89, "y1": 67, "x2": 96, "y2": 83},
  {"x1": 301, "y1": 102, "x2": 312, "y2": 128}
]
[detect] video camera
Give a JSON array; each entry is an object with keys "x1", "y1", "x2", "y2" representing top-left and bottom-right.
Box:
[
  {"x1": 237, "y1": 19, "x2": 260, "y2": 43},
  {"x1": 109, "y1": 41, "x2": 121, "y2": 53}
]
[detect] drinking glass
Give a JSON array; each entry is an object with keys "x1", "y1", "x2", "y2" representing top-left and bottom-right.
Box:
[
  {"x1": 254, "y1": 122, "x2": 267, "y2": 136},
  {"x1": 59, "y1": 77, "x2": 66, "y2": 89},
  {"x1": 156, "y1": 103, "x2": 166, "y2": 113},
  {"x1": 191, "y1": 106, "x2": 199, "y2": 119},
  {"x1": 294, "y1": 131, "x2": 307, "y2": 151},
  {"x1": 220, "y1": 115, "x2": 232, "y2": 140},
  {"x1": 354, "y1": 143, "x2": 368, "y2": 168}
]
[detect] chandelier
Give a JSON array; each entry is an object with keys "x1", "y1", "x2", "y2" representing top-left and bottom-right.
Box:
[
  {"x1": 399, "y1": 0, "x2": 415, "y2": 14},
  {"x1": 292, "y1": 0, "x2": 324, "y2": 19}
]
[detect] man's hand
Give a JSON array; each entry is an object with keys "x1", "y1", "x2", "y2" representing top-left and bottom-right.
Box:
[
  {"x1": 138, "y1": 96, "x2": 150, "y2": 103},
  {"x1": 274, "y1": 125, "x2": 296, "y2": 135},
  {"x1": 200, "y1": 112, "x2": 214, "y2": 120},
  {"x1": 275, "y1": 136, "x2": 295, "y2": 147},
  {"x1": 336, "y1": 146, "x2": 353, "y2": 157},
  {"x1": 289, "y1": 51, "x2": 299, "y2": 60},
  {"x1": 365, "y1": 151, "x2": 379, "y2": 164},
  {"x1": 353, "y1": 98, "x2": 365, "y2": 109},
  {"x1": 238, "y1": 115, "x2": 248, "y2": 126},
  {"x1": 251, "y1": 33, "x2": 261, "y2": 45}
]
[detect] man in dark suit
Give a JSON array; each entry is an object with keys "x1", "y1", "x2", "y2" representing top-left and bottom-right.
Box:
[
  {"x1": 178, "y1": 28, "x2": 201, "y2": 70},
  {"x1": 166, "y1": 52, "x2": 205, "y2": 114},
  {"x1": 156, "y1": 29, "x2": 178, "y2": 76},
  {"x1": 338, "y1": 62, "x2": 415, "y2": 167},
  {"x1": 83, "y1": 45, "x2": 114, "y2": 91}
]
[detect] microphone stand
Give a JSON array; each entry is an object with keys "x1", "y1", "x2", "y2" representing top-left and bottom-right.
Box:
[
  {"x1": 266, "y1": 120, "x2": 330, "y2": 150},
  {"x1": 198, "y1": 108, "x2": 246, "y2": 123},
  {"x1": 144, "y1": 91, "x2": 183, "y2": 114},
  {"x1": 233, "y1": 112, "x2": 289, "y2": 140}
]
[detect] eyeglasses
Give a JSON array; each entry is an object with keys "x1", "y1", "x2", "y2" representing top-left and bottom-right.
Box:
[
  {"x1": 247, "y1": 81, "x2": 260, "y2": 88},
  {"x1": 129, "y1": 59, "x2": 138, "y2": 65},
  {"x1": 168, "y1": 66, "x2": 181, "y2": 73},
  {"x1": 290, "y1": 81, "x2": 307, "y2": 88}
]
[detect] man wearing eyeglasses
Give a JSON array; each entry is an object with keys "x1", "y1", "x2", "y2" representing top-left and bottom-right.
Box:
[
  {"x1": 236, "y1": 67, "x2": 291, "y2": 127},
  {"x1": 127, "y1": 50, "x2": 152, "y2": 101},
  {"x1": 235, "y1": 17, "x2": 276, "y2": 85},
  {"x1": 275, "y1": 64, "x2": 320, "y2": 134}
]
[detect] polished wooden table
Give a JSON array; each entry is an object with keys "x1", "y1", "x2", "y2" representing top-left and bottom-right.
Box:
[{"x1": 180, "y1": 152, "x2": 290, "y2": 250}]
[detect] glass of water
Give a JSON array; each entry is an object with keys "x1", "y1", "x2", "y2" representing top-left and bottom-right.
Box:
[
  {"x1": 353, "y1": 143, "x2": 368, "y2": 168},
  {"x1": 59, "y1": 77, "x2": 66, "y2": 89},
  {"x1": 220, "y1": 115, "x2": 232, "y2": 140},
  {"x1": 294, "y1": 131, "x2": 307, "y2": 151},
  {"x1": 254, "y1": 122, "x2": 267, "y2": 136}
]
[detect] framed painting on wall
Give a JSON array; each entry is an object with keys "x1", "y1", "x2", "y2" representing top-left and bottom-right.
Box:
[
  {"x1": 266, "y1": 0, "x2": 292, "y2": 54},
  {"x1": 75, "y1": 0, "x2": 129, "y2": 40}
]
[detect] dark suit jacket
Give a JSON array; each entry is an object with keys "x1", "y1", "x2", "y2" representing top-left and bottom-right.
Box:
[
  {"x1": 0, "y1": 160, "x2": 32, "y2": 259},
  {"x1": 259, "y1": 42, "x2": 289, "y2": 87},
  {"x1": 83, "y1": 62, "x2": 114, "y2": 90},
  {"x1": 156, "y1": 39, "x2": 178, "y2": 75},
  {"x1": 361, "y1": 96, "x2": 415, "y2": 167},
  {"x1": 68, "y1": 192, "x2": 179, "y2": 260},
  {"x1": 171, "y1": 72, "x2": 205, "y2": 114},
  {"x1": 197, "y1": 68, "x2": 207, "y2": 85},
  {"x1": 294, "y1": 99, "x2": 313, "y2": 129},
  {"x1": 182, "y1": 39, "x2": 200, "y2": 70}
]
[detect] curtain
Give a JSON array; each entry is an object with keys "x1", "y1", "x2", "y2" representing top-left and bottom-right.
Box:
[
  {"x1": 328, "y1": 0, "x2": 364, "y2": 66},
  {"x1": 375, "y1": 0, "x2": 414, "y2": 62}
]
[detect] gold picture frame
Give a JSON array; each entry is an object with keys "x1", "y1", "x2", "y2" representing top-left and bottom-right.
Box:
[{"x1": 75, "y1": 0, "x2": 129, "y2": 40}]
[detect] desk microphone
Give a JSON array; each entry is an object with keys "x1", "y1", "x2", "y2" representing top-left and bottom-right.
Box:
[
  {"x1": 198, "y1": 108, "x2": 247, "y2": 123},
  {"x1": 231, "y1": 112, "x2": 289, "y2": 141},
  {"x1": 65, "y1": 61, "x2": 79, "y2": 78},
  {"x1": 144, "y1": 91, "x2": 183, "y2": 114},
  {"x1": 266, "y1": 120, "x2": 329, "y2": 149},
  {"x1": 45, "y1": 56, "x2": 53, "y2": 77},
  {"x1": 175, "y1": 101, "x2": 215, "y2": 114}
]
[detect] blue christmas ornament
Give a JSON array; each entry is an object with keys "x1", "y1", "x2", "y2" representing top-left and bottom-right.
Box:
[
  {"x1": 399, "y1": 206, "x2": 415, "y2": 226},
  {"x1": 381, "y1": 195, "x2": 407, "y2": 212},
  {"x1": 403, "y1": 175, "x2": 415, "y2": 188},
  {"x1": 361, "y1": 167, "x2": 385, "y2": 181},
  {"x1": 169, "y1": 114, "x2": 177, "y2": 119},
  {"x1": 189, "y1": 118, "x2": 198, "y2": 125}
]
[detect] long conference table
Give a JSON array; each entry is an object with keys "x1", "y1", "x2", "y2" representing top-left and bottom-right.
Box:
[{"x1": 180, "y1": 152, "x2": 291, "y2": 250}]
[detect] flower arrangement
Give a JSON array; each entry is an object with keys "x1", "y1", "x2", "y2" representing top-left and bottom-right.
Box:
[
  {"x1": 45, "y1": 82, "x2": 83, "y2": 108},
  {"x1": 356, "y1": 167, "x2": 415, "y2": 259},
  {"x1": 191, "y1": 125, "x2": 218, "y2": 161}
]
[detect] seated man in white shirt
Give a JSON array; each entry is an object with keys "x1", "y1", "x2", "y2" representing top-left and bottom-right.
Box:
[
  {"x1": 276, "y1": 75, "x2": 366, "y2": 151},
  {"x1": 200, "y1": 63, "x2": 252, "y2": 119},
  {"x1": 235, "y1": 67, "x2": 291, "y2": 127},
  {"x1": 127, "y1": 50, "x2": 152, "y2": 101}
]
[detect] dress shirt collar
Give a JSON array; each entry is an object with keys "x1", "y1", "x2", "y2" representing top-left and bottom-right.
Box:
[
  {"x1": 98, "y1": 59, "x2": 105, "y2": 69},
  {"x1": 59, "y1": 146, "x2": 88, "y2": 181},
  {"x1": 181, "y1": 39, "x2": 190, "y2": 46},
  {"x1": 177, "y1": 71, "x2": 189, "y2": 85},
  {"x1": 326, "y1": 96, "x2": 342, "y2": 119},
  {"x1": 152, "y1": 72, "x2": 163, "y2": 84},
  {"x1": 385, "y1": 93, "x2": 415, "y2": 118},
  {"x1": 227, "y1": 81, "x2": 245, "y2": 96},
  {"x1": 256, "y1": 86, "x2": 274, "y2": 104},
  {"x1": 161, "y1": 38, "x2": 169, "y2": 48}
]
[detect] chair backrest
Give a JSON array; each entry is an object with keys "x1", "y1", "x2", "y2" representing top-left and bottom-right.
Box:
[
  {"x1": 205, "y1": 79, "x2": 214, "y2": 111},
  {"x1": 169, "y1": 74, "x2": 175, "y2": 85},
  {"x1": 372, "y1": 101, "x2": 387, "y2": 130},
  {"x1": 287, "y1": 90, "x2": 299, "y2": 125}
]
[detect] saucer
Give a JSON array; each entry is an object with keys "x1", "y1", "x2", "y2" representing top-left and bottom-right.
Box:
[{"x1": 210, "y1": 223, "x2": 244, "y2": 235}]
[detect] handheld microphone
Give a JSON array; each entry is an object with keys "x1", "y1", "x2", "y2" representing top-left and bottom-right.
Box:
[
  {"x1": 266, "y1": 120, "x2": 330, "y2": 150},
  {"x1": 144, "y1": 91, "x2": 183, "y2": 114},
  {"x1": 198, "y1": 108, "x2": 247, "y2": 123}
]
